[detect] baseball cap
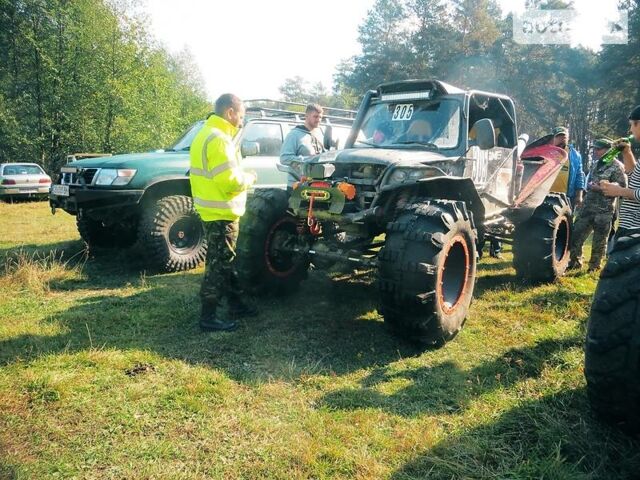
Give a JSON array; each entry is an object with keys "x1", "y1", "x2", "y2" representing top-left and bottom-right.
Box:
[
  {"x1": 593, "y1": 138, "x2": 613, "y2": 150},
  {"x1": 552, "y1": 126, "x2": 569, "y2": 136}
]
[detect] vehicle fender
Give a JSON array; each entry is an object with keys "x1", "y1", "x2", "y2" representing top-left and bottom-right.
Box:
[
  {"x1": 139, "y1": 175, "x2": 192, "y2": 205},
  {"x1": 380, "y1": 177, "x2": 485, "y2": 231}
]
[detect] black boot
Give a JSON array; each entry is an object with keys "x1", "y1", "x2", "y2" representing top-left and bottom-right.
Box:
[
  {"x1": 228, "y1": 297, "x2": 259, "y2": 318},
  {"x1": 229, "y1": 302, "x2": 258, "y2": 318},
  {"x1": 200, "y1": 303, "x2": 238, "y2": 332}
]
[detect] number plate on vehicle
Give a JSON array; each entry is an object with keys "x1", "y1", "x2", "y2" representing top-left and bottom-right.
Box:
[
  {"x1": 391, "y1": 104, "x2": 414, "y2": 121},
  {"x1": 51, "y1": 184, "x2": 69, "y2": 197}
]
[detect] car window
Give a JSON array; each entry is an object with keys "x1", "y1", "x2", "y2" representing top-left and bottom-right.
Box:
[
  {"x1": 355, "y1": 99, "x2": 462, "y2": 150},
  {"x1": 242, "y1": 122, "x2": 283, "y2": 156},
  {"x1": 332, "y1": 126, "x2": 351, "y2": 149},
  {"x1": 169, "y1": 121, "x2": 204, "y2": 151},
  {"x1": 3, "y1": 165, "x2": 43, "y2": 175},
  {"x1": 468, "y1": 95, "x2": 516, "y2": 148}
]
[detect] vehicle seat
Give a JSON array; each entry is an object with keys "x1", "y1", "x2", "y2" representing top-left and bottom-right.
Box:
[{"x1": 405, "y1": 119, "x2": 433, "y2": 142}]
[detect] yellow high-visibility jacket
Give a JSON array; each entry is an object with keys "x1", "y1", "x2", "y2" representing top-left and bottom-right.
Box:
[{"x1": 189, "y1": 114, "x2": 255, "y2": 222}]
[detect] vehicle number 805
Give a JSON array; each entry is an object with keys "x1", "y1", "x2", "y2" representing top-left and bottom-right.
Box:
[{"x1": 391, "y1": 104, "x2": 414, "y2": 121}]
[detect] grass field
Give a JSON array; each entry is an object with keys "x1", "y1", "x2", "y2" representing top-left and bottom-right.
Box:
[{"x1": 1, "y1": 201, "x2": 639, "y2": 479}]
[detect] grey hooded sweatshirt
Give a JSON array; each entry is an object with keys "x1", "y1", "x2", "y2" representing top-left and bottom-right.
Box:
[{"x1": 280, "y1": 125, "x2": 325, "y2": 184}]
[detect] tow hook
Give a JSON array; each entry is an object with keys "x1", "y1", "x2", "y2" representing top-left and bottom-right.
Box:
[{"x1": 306, "y1": 193, "x2": 323, "y2": 236}]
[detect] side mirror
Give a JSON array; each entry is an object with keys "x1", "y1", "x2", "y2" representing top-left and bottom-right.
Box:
[
  {"x1": 241, "y1": 141, "x2": 260, "y2": 157},
  {"x1": 472, "y1": 119, "x2": 496, "y2": 150},
  {"x1": 323, "y1": 125, "x2": 334, "y2": 150}
]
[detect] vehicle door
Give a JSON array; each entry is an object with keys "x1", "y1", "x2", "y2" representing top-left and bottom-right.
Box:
[{"x1": 464, "y1": 94, "x2": 518, "y2": 212}]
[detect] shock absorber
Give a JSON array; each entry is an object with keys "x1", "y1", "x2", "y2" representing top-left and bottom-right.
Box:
[
  {"x1": 395, "y1": 190, "x2": 411, "y2": 212},
  {"x1": 296, "y1": 217, "x2": 308, "y2": 235}
]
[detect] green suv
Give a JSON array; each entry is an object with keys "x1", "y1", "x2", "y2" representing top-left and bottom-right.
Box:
[{"x1": 49, "y1": 101, "x2": 354, "y2": 272}]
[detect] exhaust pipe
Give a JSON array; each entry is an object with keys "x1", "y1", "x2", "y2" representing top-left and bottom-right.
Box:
[{"x1": 517, "y1": 134, "x2": 529, "y2": 158}]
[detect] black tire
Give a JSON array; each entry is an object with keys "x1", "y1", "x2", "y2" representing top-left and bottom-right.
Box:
[
  {"x1": 585, "y1": 231, "x2": 640, "y2": 434},
  {"x1": 77, "y1": 215, "x2": 137, "y2": 248},
  {"x1": 378, "y1": 199, "x2": 477, "y2": 346},
  {"x1": 236, "y1": 189, "x2": 309, "y2": 295},
  {"x1": 513, "y1": 193, "x2": 571, "y2": 282},
  {"x1": 137, "y1": 195, "x2": 206, "y2": 272}
]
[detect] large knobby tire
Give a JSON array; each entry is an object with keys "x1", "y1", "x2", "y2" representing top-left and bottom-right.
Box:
[
  {"x1": 378, "y1": 199, "x2": 477, "y2": 346},
  {"x1": 77, "y1": 215, "x2": 137, "y2": 249},
  {"x1": 236, "y1": 189, "x2": 309, "y2": 295},
  {"x1": 513, "y1": 193, "x2": 571, "y2": 282},
  {"x1": 585, "y1": 231, "x2": 640, "y2": 434},
  {"x1": 138, "y1": 195, "x2": 206, "y2": 272}
]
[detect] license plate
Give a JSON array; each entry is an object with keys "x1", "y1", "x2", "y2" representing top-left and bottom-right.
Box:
[{"x1": 51, "y1": 184, "x2": 69, "y2": 197}]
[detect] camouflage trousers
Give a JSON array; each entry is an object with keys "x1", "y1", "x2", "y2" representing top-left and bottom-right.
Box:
[
  {"x1": 200, "y1": 220, "x2": 243, "y2": 313},
  {"x1": 569, "y1": 208, "x2": 614, "y2": 270}
]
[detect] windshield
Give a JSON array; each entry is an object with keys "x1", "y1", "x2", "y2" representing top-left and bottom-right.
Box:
[
  {"x1": 355, "y1": 99, "x2": 461, "y2": 149},
  {"x1": 3, "y1": 164, "x2": 44, "y2": 175},
  {"x1": 168, "y1": 121, "x2": 204, "y2": 151}
]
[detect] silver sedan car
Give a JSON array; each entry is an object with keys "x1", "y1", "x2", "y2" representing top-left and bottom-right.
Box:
[{"x1": 0, "y1": 163, "x2": 52, "y2": 200}]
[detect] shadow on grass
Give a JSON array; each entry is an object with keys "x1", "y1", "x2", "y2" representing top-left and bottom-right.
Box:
[
  {"x1": 0, "y1": 240, "x2": 155, "y2": 289},
  {"x1": 0, "y1": 197, "x2": 48, "y2": 205},
  {"x1": 0, "y1": 240, "x2": 85, "y2": 263},
  {"x1": 0, "y1": 242, "x2": 590, "y2": 384},
  {"x1": 527, "y1": 286, "x2": 594, "y2": 308},
  {"x1": 476, "y1": 259, "x2": 513, "y2": 271},
  {"x1": 474, "y1": 272, "x2": 526, "y2": 296},
  {"x1": 319, "y1": 334, "x2": 582, "y2": 417},
  {"x1": 390, "y1": 388, "x2": 640, "y2": 480},
  {"x1": 0, "y1": 461, "x2": 17, "y2": 480}
]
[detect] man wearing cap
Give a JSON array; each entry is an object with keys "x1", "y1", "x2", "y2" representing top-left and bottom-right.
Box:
[
  {"x1": 550, "y1": 126, "x2": 586, "y2": 209},
  {"x1": 568, "y1": 138, "x2": 627, "y2": 272}
]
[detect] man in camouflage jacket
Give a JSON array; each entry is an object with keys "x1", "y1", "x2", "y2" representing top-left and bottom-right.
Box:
[{"x1": 569, "y1": 138, "x2": 627, "y2": 272}]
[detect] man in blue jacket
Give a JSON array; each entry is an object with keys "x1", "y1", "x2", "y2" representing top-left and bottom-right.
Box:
[{"x1": 552, "y1": 126, "x2": 586, "y2": 208}]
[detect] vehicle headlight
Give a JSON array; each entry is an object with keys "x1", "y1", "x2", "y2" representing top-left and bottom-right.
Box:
[
  {"x1": 388, "y1": 168, "x2": 437, "y2": 185},
  {"x1": 95, "y1": 168, "x2": 137, "y2": 186},
  {"x1": 390, "y1": 170, "x2": 408, "y2": 184}
]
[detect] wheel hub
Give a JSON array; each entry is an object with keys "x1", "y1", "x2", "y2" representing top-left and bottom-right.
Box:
[
  {"x1": 169, "y1": 216, "x2": 201, "y2": 253},
  {"x1": 265, "y1": 218, "x2": 305, "y2": 277},
  {"x1": 438, "y1": 235, "x2": 470, "y2": 314},
  {"x1": 554, "y1": 217, "x2": 570, "y2": 262}
]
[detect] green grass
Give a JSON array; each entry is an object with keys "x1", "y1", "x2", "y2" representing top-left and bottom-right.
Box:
[{"x1": 1, "y1": 201, "x2": 639, "y2": 479}]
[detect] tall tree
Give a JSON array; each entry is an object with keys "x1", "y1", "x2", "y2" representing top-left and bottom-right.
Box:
[{"x1": 0, "y1": 0, "x2": 210, "y2": 173}]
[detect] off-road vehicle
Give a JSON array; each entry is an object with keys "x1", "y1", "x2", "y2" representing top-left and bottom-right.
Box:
[
  {"x1": 49, "y1": 100, "x2": 355, "y2": 272},
  {"x1": 237, "y1": 80, "x2": 572, "y2": 345}
]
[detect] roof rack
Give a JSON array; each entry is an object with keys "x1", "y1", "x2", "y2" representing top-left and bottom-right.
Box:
[
  {"x1": 66, "y1": 153, "x2": 112, "y2": 163},
  {"x1": 244, "y1": 99, "x2": 356, "y2": 125}
]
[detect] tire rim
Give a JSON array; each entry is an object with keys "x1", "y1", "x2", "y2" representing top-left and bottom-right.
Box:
[
  {"x1": 554, "y1": 216, "x2": 570, "y2": 262},
  {"x1": 264, "y1": 217, "x2": 301, "y2": 278},
  {"x1": 168, "y1": 215, "x2": 202, "y2": 254},
  {"x1": 437, "y1": 235, "x2": 471, "y2": 314}
]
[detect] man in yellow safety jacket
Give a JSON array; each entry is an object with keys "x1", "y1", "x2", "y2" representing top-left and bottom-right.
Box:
[{"x1": 190, "y1": 93, "x2": 257, "y2": 332}]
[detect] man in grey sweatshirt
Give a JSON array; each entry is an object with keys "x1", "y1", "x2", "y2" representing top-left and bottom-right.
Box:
[{"x1": 280, "y1": 103, "x2": 325, "y2": 185}]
